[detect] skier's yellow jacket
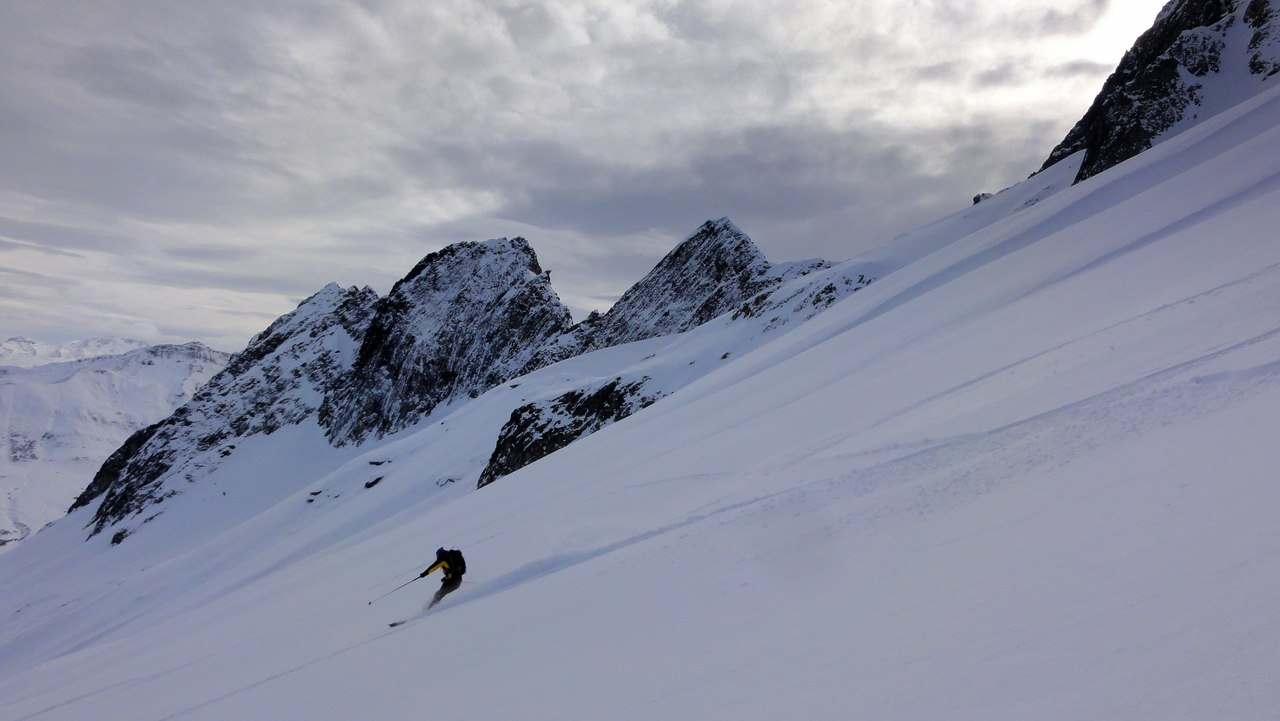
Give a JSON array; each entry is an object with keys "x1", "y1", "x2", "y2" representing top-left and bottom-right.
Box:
[{"x1": 421, "y1": 548, "x2": 465, "y2": 581}]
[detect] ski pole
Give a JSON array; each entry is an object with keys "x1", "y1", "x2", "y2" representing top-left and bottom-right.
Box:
[{"x1": 368, "y1": 575, "x2": 421, "y2": 605}]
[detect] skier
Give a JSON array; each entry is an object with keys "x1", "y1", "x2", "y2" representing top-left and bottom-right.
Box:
[{"x1": 420, "y1": 547, "x2": 466, "y2": 608}]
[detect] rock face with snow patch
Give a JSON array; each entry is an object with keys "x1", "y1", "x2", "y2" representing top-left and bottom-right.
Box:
[
  {"x1": 478, "y1": 377, "x2": 660, "y2": 488},
  {"x1": 1042, "y1": 0, "x2": 1280, "y2": 183},
  {"x1": 478, "y1": 221, "x2": 870, "y2": 489},
  {"x1": 321, "y1": 239, "x2": 573, "y2": 446},
  {"x1": 71, "y1": 220, "x2": 869, "y2": 537},
  {"x1": 72, "y1": 284, "x2": 378, "y2": 536}
]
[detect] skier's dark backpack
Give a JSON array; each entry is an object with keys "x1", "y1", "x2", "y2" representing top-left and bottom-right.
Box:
[{"x1": 446, "y1": 549, "x2": 466, "y2": 577}]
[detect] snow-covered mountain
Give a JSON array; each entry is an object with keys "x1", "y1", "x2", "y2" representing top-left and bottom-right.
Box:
[
  {"x1": 0, "y1": 337, "x2": 150, "y2": 369},
  {"x1": 1043, "y1": 0, "x2": 1279, "y2": 182},
  {"x1": 0, "y1": 343, "x2": 229, "y2": 551},
  {"x1": 3, "y1": 4, "x2": 1280, "y2": 719},
  {"x1": 67, "y1": 219, "x2": 869, "y2": 542}
]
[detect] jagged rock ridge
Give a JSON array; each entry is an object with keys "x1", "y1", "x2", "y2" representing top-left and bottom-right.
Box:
[
  {"x1": 73, "y1": 220, "x2": 871, "y2": 538},
  {"x1": 1043, "y1": 0, "x2": 1280, "y2": 183},
  {"x1": 523, "y1": 218, "x2": 824, "y2": 373},
  {"x1": 71, "y1": 283, "x2": 379, "y2": 535},
  {"x1": 321, "y1": 239, "x2": 574, "y2": 446},
  {"x1": 477, "y1": 222, "x2": 872, "y2": 489}
]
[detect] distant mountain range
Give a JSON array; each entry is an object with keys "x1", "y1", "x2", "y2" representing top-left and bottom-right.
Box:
[
  {"x1": 0, "y1": 343, "x2": 229, "y2": 550},
  {"x1": 0, "y1": 337, "x2": 151, "y2": 369}
]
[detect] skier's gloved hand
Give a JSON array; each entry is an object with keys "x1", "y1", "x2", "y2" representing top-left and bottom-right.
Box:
[{"x1": 419, "y1": 570, "x2": 429, "y2": 578}]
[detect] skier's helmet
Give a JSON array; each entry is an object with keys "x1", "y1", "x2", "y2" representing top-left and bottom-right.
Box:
[{"x1": 437, "y1": 546, "x2": 446, "y2": 556}]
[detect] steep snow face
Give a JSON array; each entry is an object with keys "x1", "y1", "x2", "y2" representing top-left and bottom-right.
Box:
[
  {"x1": 1043, "y1": 0, "x2": 1280, "y2": 182},
  {"x1": 0, "y1": 338, "x2": 150, "y2": 369},
  {"x1": 321, "y1": 239, "x2": 573, "y2": 446},
  {"x1": 70, "y1": 284, "x2": 378, "y2": 538},
  {"x1": 0, "y1": 343, "x2": 229, "y2": 551}
]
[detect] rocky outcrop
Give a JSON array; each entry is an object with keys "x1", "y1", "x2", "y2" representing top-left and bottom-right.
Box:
[
  {"x1": 1043, "y1": 0, "x2": 1280, "y2": 183},
  {"x1": 478, "y1": 223, "x2": 872, "y2": 490},
  {"x1": 477, "y1": 377, "x2": 660, "y2": 488},
  {"x1": 321, "y1": 239, "x2": 573, "y2": 446}
]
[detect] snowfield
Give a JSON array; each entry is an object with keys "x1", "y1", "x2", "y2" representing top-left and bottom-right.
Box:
[{"x1": 3, "y1": 80, "x2": 1280, "y2": 721}]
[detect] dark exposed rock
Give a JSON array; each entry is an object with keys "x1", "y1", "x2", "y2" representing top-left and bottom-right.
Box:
[
  {"x1": 1042, "y1": 0, "x2": 1278, "y2": 183},
  {"x1": 69, "y1": 420, "x2": 164, "y2": 515},
  {"x1": 477, "y1": 377, "x2": 660, "y2": 488},
  {"x1": 521, "y1": 218, "x2": 820, "y2": 373},
  {"x1": 321, "y1": 239, "x2": 573, "y2": 446}
]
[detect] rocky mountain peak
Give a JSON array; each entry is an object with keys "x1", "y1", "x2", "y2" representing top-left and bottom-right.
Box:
[
  {"x1": 320, "y1": 238, "x2": 573, "y2": 446},
  {"x1": 600, "y1": 218, "x2": 769, "y2": 341},
  {"x1": 1042, "y1": 0, "x2": 1279, "y2": 183},
  {"x1": 521, "y1": 218, "x2": 779, "y2": 372}
]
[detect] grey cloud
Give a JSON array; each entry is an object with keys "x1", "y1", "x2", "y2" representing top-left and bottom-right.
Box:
[
  {"x1": 0, "y1": 217, "x2": 137, "y2": 254},
  {"x1": 116, "y1": 255, "x2": 329, "y2": 297},
  {"x1": 1035, "y1": 0, "x2": 1111, "y2": 35},
  {"x1": 0, "y1": 0, "x2": 1149, "y2": 347},
  {"x1": 974, "y1": 62, "x2": 1030, "y2": 88},
  {"x1": 1047, "y1": 60, "x2": 1115, "y2": 78},
  {"x1": 912, "y1": 62, "x2": 965, "y2": 83},
  {"x1": 60, "y1": 44, "x2": 209, "y2": 113},
  {"x1": 0, "y1": 238, "x2": 83, "y2": 258},
  {"x1": 0, "y1": 266, "x2": 73, "y2": 284}
]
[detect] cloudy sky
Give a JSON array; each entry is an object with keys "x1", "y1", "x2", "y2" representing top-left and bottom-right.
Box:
[{"x1": 1, "y1": 0, "x2": 1168, "y2": 351}]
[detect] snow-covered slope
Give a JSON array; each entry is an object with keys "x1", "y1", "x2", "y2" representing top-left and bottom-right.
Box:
[
  {"x1": 2, "y1": 70, "x2": 1279, "y2": 720},
  {"x1": 6, "y1": 18, "x2": 1280, "y2": 720},
  {"x1": 0, "y1": 343, "x2": 228, "y2": 551},
  {"x1": 0, "y1": 338, "x2": 150, "y2": 369},
  {"x1": 1043, "y1": 0, "x2": 1280, "y2": 182}
]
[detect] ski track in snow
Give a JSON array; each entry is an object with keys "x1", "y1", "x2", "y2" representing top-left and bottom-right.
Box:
[{"x1": 117, "y1": 345, "x2": 1280, "y2": 721}]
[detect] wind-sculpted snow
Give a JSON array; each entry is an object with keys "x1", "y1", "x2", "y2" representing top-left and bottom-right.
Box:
[
  {"x1": 1043, "y1": 0, "x2": 1280, "y2": 183},
  {"x1": 321, "y1": 239, "x2": 574, "y2": 446},
  {"x1": 71, "y1": 284, "x2": 378, "y2": 537}
]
